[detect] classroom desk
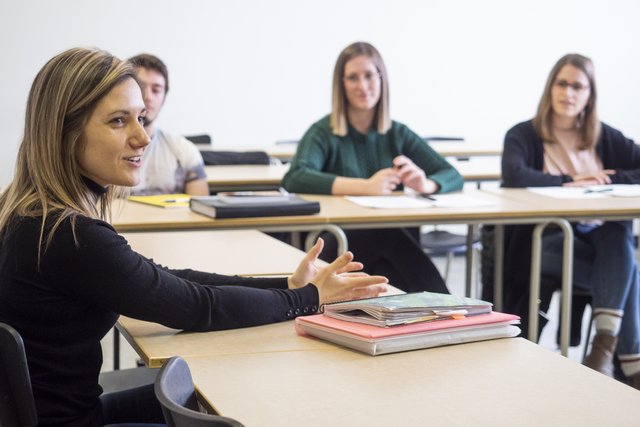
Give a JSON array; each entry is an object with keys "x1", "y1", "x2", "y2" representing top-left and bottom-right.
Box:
[
  {"x1": 447, "y1": 156, "x2": 501, "y2": 183},
  {"x1": 121, "y1": 229, "x2": 308, "y2": 277},
  {"x1": 117, "y1": 318, "x2": 330, "y2": 368},
  {"x1": 204, "y1": 164, "x2": 289, "y2": 192},
  {"x1": 112, "y1": 191, "x2": 569, "y2": 342},
  {"x1": 429, "y1": 140, "x2": 502, "y2": 158},
  {"x1": 116, "y1": 228, "x2": 330, "y2": 368},
  {"x1": 216, "y1": 141, "x2": 503, "y2": 163},
  {"x1": 484, "y1": 188, "x2": 640, "y2": 344},
  {"x1": 112, "y1": 229, "x2": 317, "y2": 368},
  {"x1": 184, "y1": 335, "x2": 640, "y2": 427},
  {"x1": 111, "y1": 198, "x2": 348, "y2": 255},
  {"x1": 204, "y1": 160, "x2": 501, "y2": 193},
  {"x1": 112, "y1": 191, "x2": 575, "y2": 354}
]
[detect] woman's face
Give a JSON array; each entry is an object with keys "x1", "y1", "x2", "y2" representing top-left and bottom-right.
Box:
[
  {"x1": 551, "y1": 64, "x2": 591, "y2": 121},
  {"x1": 343, "y1": 55, "x2": 381, "y2": 113},
  {"x1": 78, "y1": 77, "x2": 150, "y2": 187}
]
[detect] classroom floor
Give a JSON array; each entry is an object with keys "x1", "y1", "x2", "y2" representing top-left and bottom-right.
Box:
[{"x1": 99, "y1": 249, "x2": 592, "y2": 372}]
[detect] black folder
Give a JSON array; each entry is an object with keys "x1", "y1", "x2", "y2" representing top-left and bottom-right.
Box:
[{"x1": 189, "y1": 195, "x2": 320, "y2": 219}]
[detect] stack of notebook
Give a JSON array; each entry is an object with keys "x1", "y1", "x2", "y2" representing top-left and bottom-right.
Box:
[
  {"x1": 189, "y1": 193, "x2": 320, "y2": 219},
  {"x1": 295, "y1": 292, "x2": 520, "y2": 355}
]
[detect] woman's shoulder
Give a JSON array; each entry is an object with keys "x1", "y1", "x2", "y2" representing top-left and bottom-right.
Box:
[
  {"x1": 43, "y1": 213, "x2": 117, "y2": 246},
  {"x1": 503, "y1": 120, "x2": 541, "y2": 147},
  {"x1": 300, "y1": 115, "x2": 333, "y2": 141},
  {"x1": 599, "y1": 121, "x2": 629, "y2": 141},
  {"x1": 386, "y1": 120, "x2": 421, "y2": 140},
  {"x1": 506, "y1": 119, "x2": 535, "y2": 136},
  {"x1": 307, "y1": 115, "x2": 332, "y2": 132}
]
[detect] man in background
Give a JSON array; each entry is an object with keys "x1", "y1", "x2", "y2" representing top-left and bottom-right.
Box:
[{"x1": 128, "y1": 53, "x2": 209, "y2": 196}]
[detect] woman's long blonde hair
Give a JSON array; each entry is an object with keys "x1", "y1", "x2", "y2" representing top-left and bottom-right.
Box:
[
  {"x1": 330, "y1": 42, "x2": 391, "y2": 136},
  {"x1": 533, "y1": 53, "x2": 600, "y2": 150},
  {"x1": 0, "y1": 47, "x2": 136, "y2": 257}
]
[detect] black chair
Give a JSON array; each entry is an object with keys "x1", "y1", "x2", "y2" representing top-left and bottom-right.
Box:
[
  {"x1": 99, "y1": 366, "x2": 159, "y2": 394},
  {"x1": 199, "y1": 150, "x2": 270, "y2": 166},
  {"x1": 0, "y1": 322, "x2": 162, "y2": 427},
  {"x1": 421, "y1": 228, "x2": 481, "y2": 288},
  {"x1": 422, "y1": 136, "x2": 465, "y2": 143},
  {"x1": 155, "y1": 356, "x2": 244, "y2": 427},
  {"x1": 0, "y1": 322, "x2": 38, "y2": 427},
  {"x1": 185, "y1": 134, "x2": 212, "y2": 147}
]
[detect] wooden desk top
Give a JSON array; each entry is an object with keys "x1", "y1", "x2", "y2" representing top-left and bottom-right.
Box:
[
  {"x1": 215, "y1": 142, "x2": 502, "y2": 161},
  {"x1": 121, "y1": 229, "x2": 305, "y2": 276},
  {"x1": 112, "y1": 189, "x2": 556, "y2": 234},
  {"x1": 111, "y1": 198, "x2": 328, "y2": 233},
  {"x1": 116, "y1": 319, "x2": 331, "y2": 368},
  {"x1": 486, "y1": 188, "x2": 640, "y2": 220},
  {"x1": 449, "y1": 157, "x2": 501, "y2": 182},
  {"x1": 204, "y1": 164, "x2": 289, "y2": 191},
  {"x1": 185, "y1": 337, "x2": 640, "y2": 426},
  {"x1": 302, "y1": 190, "x2": 537, "y2": 227},
  {"x1": 114, "y1": 186, "x2": 634, "y2": 236},
  {"x1": 429, "y1": 141, "x2": 502, "y2": 158},
  {"x1": 204, "y1": 160, "x2": 501, "y2": 191}
]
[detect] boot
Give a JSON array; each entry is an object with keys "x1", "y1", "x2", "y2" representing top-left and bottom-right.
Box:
[
  {"x1": 584, "y1": 334, "x2": 617, "y2": 377},
  {"x1": 628, "y1": 372, "x2": 640, "y2": 391}
]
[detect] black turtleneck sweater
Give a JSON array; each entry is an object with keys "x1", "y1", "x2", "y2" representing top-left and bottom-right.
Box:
[{"x1": 0, "y1": 184, "x2": 318, "y2": 426}]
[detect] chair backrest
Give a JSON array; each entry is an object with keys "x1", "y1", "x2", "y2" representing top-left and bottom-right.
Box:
[
  {"x1": 185, "y1": 134, "x2": 213, "y2": 147},
  {"x1": 422, "y1": 136, "x2": 464, "y2": 143},
  {"x1": 199, "y1": 150, "x2": 270, "y2": 166},
  {"x1": 0, "y1": 323, "x2": 38, "y2": 427},
  {"x1": 155, "y1": 356, "x2": 244, "y2": 427}
]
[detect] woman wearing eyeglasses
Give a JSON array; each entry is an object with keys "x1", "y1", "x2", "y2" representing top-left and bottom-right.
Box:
[
  {"x1": 283, "y1": 41, "x2": 463, "y2": 294},
  {"x1": 501, "y1": 53, "x2": 640, "y2": 389}
]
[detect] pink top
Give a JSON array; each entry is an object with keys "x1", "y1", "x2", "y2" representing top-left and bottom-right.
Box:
[{"x1": 543, "y1": 130, "x2": 602, "y2": 176}]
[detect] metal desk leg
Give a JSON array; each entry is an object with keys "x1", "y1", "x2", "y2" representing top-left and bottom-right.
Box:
[
  {"x1": 465, "y1": 224, "x2": 474, "y2": 297},
  {"x1": 529, "y1": 219, "x2": 573, "y2": 356},
  {"x1": 290, "y1": 231, "x2": 301, "y2": 249},
  {"x1": 113, "y1": 327, "x2": 120, "y2": 370},
  {"x1": 493, "y1": 225, "x2": 504, "y2": 312},
  {"x1": 303, "y1": 224, "x2": 349, "y2": 254}
]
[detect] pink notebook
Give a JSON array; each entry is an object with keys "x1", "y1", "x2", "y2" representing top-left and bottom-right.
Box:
[{"x1": 295, "y1": 311, "x2": 520, "y2": 355}]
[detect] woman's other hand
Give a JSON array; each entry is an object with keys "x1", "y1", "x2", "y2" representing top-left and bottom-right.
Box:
[
  {"x1": 393, "y1": 155, "x2": 439, "y2": 194},
  {"x1": 365, "y1": 168, "x2": 401, "y2": 194},
  {"x1": 563, "y1": 169, "x2": 615, "y2": 186}
]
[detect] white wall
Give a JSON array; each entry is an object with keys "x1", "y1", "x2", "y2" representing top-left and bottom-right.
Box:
[{"x1": 1, "y1": 0, "x2": 639, "y2": 187}]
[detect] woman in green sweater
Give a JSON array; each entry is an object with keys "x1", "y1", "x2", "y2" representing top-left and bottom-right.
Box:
[{"x1": 283, "y1": 41, "x2": 463, "y2": 293}]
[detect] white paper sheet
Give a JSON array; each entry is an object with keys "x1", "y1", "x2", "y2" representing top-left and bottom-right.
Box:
[
  {"x1": 344, "y1": 194, "x2": 495, "y2": 209},
  {"x1": 344, "y1": 196, "x2": 433, "y2": 209},
  {"x1": 527, "y1": 185, "x2": 640, "y2": 199}
]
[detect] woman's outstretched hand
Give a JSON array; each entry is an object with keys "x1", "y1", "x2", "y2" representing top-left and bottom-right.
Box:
[{"x1": 288, "y1": 238, "x2": 388, "y2": 304}]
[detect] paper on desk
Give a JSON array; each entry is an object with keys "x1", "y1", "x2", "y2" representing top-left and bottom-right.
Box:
[
  {"x1": 345, "y1": 196, "x2": 433, "y2": 209},
  {"x1": 586, "y1": 184, "x2": 640, "y2": 197},
  {"x1": 345, "y1": 194, "x2": 494, "y2": 209},
  {"x1": 429, "y1": 194, "x2": 495, "y2": 208},
  {"x1": 527, "y1": 185, "x2": 640, "y2": 199}
]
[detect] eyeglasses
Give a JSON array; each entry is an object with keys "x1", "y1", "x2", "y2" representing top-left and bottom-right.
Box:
[
  {"x1": 343, "y1": 71, "x2": 380, "y2": 85},
  {"x1": 554, "y1": 79, "x2": 590, "y2": 92}
]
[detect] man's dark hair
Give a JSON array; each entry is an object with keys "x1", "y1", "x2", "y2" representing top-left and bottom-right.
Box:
[{"x1": 128, "y1": 53, "x2": 169, "y2": 93}]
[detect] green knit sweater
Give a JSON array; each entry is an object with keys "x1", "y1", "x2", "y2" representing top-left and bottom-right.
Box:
[{"x1": 282, "y1": 115, "x2": 463, "y2": 194}]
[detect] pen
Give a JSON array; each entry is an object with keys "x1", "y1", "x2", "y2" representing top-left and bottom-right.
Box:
[
  {"x1": 417, "y1": 193, "x2": 436, "y2": 201},
  {"x1": 164, "y1": 197, "x2": 191, "y2": 203},
  {"x1": 584, "y1": 188, "x2": 613, "y2": 194}
]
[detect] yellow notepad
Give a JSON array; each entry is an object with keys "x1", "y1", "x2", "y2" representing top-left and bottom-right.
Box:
[{"x1": 128, "y1": 194, "x2": 191, "y2": 208}]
